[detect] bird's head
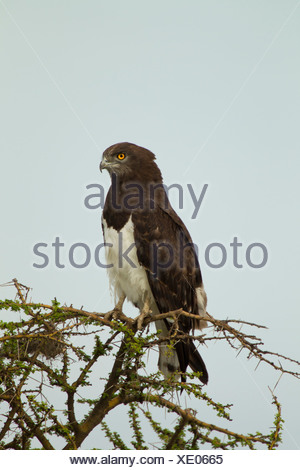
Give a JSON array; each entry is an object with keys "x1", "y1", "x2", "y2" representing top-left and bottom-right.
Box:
[{"x1": 100, "y1": 142, "x2": 162, "y2": 183}]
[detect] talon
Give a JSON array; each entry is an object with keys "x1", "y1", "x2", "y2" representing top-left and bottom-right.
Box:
[
  {"x1": 104, "y1": 309, "x2": 117, "y2": 321},
  {"x1": 137, "y1": 310, "x2": 151, "y2": 330},
  {"x1": 136, "y1": 296, "x2": 152, "y2": 330},
  {"x1": 104, "y1": 294, "x2": 126, "y2": 321}
]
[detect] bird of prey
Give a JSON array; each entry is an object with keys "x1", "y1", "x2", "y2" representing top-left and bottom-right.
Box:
[{"x1": 100, "y1": 142, "x2": 209, "y2": 384}]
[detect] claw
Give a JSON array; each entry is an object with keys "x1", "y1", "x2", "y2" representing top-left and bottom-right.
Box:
[
  {"x1": 104, "y1": 294, "x2": 126, "y2": 321},
  {"x1": 136, "y1": 296, "x2": 152, "y2": 330}
]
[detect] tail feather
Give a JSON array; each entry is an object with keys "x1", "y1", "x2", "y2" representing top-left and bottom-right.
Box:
[
  {"x1": 188, "y1": 341, "x2": 208, "y2": 385},
  {"x1": 156, "y1": 319, "x2": 209, "y2": 385}
]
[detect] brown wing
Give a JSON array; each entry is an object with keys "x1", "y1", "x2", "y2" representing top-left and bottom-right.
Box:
[
  {"x1": 132, "y1": 197, "x2": 208, "y2": 383},
  {"x1": 132, "y1": 202, "x2": 203, "y2": 323}
]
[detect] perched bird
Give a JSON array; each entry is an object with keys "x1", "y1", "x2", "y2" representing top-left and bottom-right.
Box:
[{"x1": 100, "y1": 142, "x2": 209, "y2": 384}]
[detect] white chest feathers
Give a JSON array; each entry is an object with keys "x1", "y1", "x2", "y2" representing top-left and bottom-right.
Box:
[{"x1": 102, "y1": 216, "x2": 154, "y2": 310}]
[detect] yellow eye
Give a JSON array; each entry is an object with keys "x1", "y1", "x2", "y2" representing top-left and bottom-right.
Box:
[{"x1": 117, "y1": 153, "x2": 125, "y2": 160}]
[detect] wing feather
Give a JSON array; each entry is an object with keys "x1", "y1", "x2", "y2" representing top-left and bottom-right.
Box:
[{"x1": 132, "y1": 194, "x2": 208, "y2": 383}]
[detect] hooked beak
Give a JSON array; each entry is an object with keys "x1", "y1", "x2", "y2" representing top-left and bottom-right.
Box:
[{"x1": 100, "y1": 159, "x2": 108, "y2": 173}]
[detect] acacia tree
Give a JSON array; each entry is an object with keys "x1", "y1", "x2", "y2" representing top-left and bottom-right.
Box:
[{"x1": 0, "y1": 279, "x2": 299, "y2": 450}]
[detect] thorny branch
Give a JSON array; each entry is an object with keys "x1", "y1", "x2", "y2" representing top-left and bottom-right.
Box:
[
  {"x1": 0, "y1": 279, "x2": 297, "y2": 449},
  {"x1": 11, "y1": 303, "x2": 298, "y2": 380}
]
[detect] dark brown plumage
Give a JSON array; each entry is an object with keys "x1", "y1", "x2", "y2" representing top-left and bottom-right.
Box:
[{"x1": 100, "y1": 142, "x2": 209, "y2": 384}]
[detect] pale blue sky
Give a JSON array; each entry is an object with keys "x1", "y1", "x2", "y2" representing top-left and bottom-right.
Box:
[{"x1": 1, "y1": 0, "x2": 300, "y2": 449}]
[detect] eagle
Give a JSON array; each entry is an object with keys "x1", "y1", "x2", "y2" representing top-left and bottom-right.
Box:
[{"x1": 100, "y1": 142, "x2": 209, "y2": 384}]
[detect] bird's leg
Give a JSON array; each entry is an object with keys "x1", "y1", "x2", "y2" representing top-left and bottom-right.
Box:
[
  {"x1": 136, "y1": 295, "x2": 152, "y2": 330},
  {"x1": 104, "y1": 294, "x2": 126, "y2": 321}
]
